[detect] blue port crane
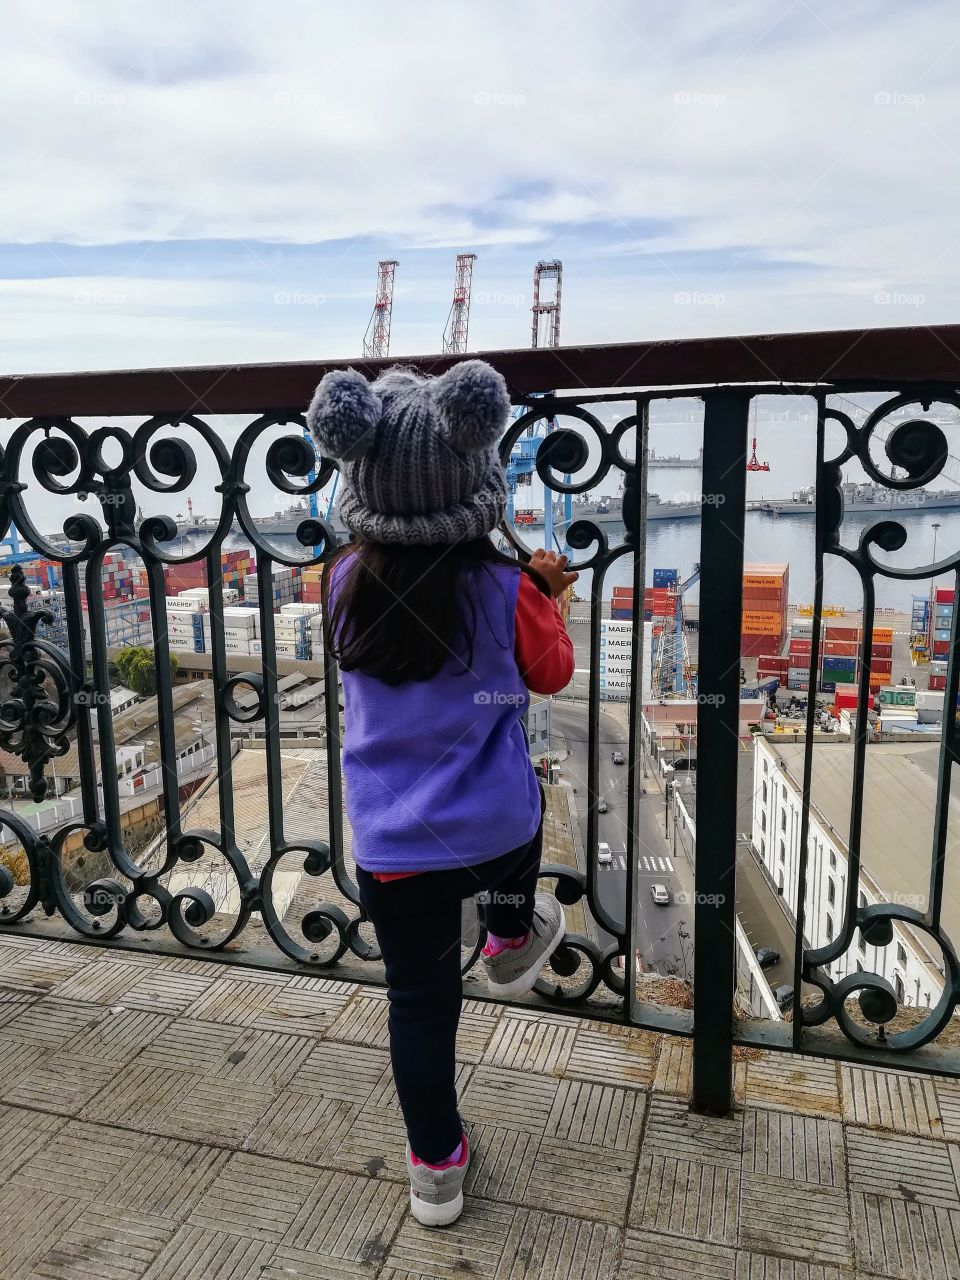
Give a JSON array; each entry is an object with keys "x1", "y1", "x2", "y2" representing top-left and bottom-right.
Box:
[
  {"x1": 653, "y1": 564, "x2": 700, "y2": 697},
  {"x1": 505, "y1": 402, "x2": 573, "y2": 552},
  {"x1": 0, "y1": 525, "x2": 46, "y2": 570}
]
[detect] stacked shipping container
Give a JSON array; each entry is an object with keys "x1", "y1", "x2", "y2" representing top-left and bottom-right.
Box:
[
  {"x1": 741, "y1": 564, "x2": 789, "y2": 658},
  {"x1": 161, "y1": 549, "x2": 254, "y2": 598},
  {"x1": 930, "y1": 588, "x2": 954, "y2": 689}
]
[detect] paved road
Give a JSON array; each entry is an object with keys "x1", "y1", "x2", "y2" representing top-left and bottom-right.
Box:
[{"x1": 552, "y1": 701, "x2": 694, "y2": 977}]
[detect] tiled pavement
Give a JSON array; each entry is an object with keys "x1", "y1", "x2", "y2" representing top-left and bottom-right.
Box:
[{"x1": 0, "y1": 936, "x2": 958, "y2": 1278}]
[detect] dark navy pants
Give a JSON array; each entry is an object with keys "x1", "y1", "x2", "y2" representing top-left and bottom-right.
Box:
[{"x1": 356, "y1": 805, "x2": 544, "y2": 1163}]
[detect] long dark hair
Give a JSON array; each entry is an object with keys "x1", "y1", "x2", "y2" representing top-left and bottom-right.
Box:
[{"x1": 323, "y1": 536, "x2": 549, "y2": 684}]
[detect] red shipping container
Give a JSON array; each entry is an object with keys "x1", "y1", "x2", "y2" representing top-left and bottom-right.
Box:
[
  {"x1": 825, "y1": 626, "x2": 860, "y2": 642},
  {"x1": 930, "y1": 675, "x2": 947, "y2": 690},
  {"x1": 934, "y1": 641, "x2": 951, "y2": 656},
  {"x1": 741, "y1": 634, "x2": 784, "y2": 658},
  {"x1": 823, "y1": 640, "x2": 859, "y2": 656},
  {"x1": 936, "y1": 588, "x2": 955, "y2": 605},
  {"x1": 613, "y1": 587, "x2": 634, "y2": 598},
  {"x1": 871, "y1": 660, "x2": 893, "y2": 674},
  {"x1": 836, "y1": 689, "x2": 874, "y2": 710},
  {"x1": 871, "y1": 643, "x2": 893, "y2": 659},
  {"x1": 789, "y1": 640, "x2": 812, "y2": 655}
]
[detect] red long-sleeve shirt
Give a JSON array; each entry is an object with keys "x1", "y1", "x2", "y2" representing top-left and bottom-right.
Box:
[{"x1": 514, "y1": 573, "x2": 575, "y2": 694}]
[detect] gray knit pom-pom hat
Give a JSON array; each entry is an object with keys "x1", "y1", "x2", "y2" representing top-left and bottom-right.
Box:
[{"x1": 306, "y1": 360, "x2": 510, "y2": 545}]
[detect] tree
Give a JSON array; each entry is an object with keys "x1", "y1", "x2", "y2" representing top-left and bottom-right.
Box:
[{"x1": 112, "y1": 646, "x2": 178, "y2": 697}]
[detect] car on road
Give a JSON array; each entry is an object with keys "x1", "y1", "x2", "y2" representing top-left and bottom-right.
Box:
[
  {"x1": 611, "y1": 750, "x2": 625, "y2": 765},
  {"x1": 650, "y1": 883, "x2": 670, "y2": 905},
  {"x1": 597, "y1": 796, "x2": 608, "y2": 814},
  {"x1": 773, "y1": 983, "x2": 794, "y2": 1010},
  {"x1": 754, "y1": 946, "x2": 781, "y2": 970},
  {"x1": 598, "y1": 842, "x2": 613, "y2": 865}
]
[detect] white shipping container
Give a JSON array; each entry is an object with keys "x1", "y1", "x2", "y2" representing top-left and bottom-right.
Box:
[
  {"x1": 600, "y1": 620, "x2": 634, "y2": 634},
  {"x1": 166, "y1": 598, "x2": 206, "y2": 612},
  {"x1": 220, "y1": 608, "x2": 257, "y2": 629},
  {"x1": 249, "y1": 639, "x2": 262, "y2": 655},
  {"x1": 280, "y1": 603, "x2": 320, "y2": 617},
  {"x1": 600, "y1": 638, "x2": 633, "y2": 654}
]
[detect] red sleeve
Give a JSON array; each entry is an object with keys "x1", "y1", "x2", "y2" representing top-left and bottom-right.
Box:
[{"x1": 514, "y1": 572, "x2": 575, "y2": 695}]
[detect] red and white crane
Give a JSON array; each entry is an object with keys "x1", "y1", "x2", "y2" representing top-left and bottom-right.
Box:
[
  {"x1": 362, "y1": 259, "x2": 398, "y2": 358},
  {"x1": 442, "y1": 253, "x2": 477, "y2": 354}
]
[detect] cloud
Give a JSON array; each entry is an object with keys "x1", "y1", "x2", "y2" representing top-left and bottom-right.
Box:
[{"x1": 0, "y1": 0, "x2": 956, "y2": 368}]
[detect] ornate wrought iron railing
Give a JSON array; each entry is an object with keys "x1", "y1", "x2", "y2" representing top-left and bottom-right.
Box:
[{"x1": 1, "y1": 323, "x2": 959, "y2": 1113}]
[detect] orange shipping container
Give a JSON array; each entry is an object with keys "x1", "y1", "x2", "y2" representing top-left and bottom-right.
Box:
[
  {"x1": 742, "y1": 620, "x2": 786, "y2": 638},
  {"x1": 742, "y1": 588, "x2": 788, "y2": 604},
  {"x1": 873, "y1": 628, "x2": 894, "y2": 643}
]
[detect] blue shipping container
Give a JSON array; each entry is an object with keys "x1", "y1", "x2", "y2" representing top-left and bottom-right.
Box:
[
  {"x1": 652, "y1": 568, "x2": 678, "y2": 588},
  {"x1": 820, "y1": 681, "x2": 836, "y2": 693},
  {"x1": 822, "y1": 656, "x2": 857, "y2": 671}
]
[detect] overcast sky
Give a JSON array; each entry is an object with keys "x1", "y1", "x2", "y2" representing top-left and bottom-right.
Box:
[{"x1": 0, "y1": 0, "x2": 956, "y2": 377}]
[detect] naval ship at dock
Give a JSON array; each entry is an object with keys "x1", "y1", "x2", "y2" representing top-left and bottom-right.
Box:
[{"x1": 753, "y1": 480, "x2": 960, "y2": 517}]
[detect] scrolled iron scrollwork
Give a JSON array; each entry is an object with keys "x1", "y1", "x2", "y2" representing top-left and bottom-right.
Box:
[
  {"x1": 0, "y1": 391, "x2": 652, "y2": 1008},
  {"x1": 797, "y1": 390, "x2": 960, "y2": 1052}
]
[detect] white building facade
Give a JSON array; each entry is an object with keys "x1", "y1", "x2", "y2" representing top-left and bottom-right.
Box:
[{"x1": 751, "y1": 736, "x2": 943, "y2": 1010}]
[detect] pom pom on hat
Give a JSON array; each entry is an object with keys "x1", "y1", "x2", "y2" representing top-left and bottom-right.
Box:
[
  {"x1": 433, "y1": 360, "x2": 510, "y2": 453},
  {"x1": 306, "y1": 369, "x2": 380, "y2": 462}
]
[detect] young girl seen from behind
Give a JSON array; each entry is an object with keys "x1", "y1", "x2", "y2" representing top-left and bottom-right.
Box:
[{"x1": 308, "y1": 361, "x2": 575, "y2": 1227}]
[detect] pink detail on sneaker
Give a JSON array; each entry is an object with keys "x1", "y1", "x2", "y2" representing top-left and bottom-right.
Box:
[
  {"x1": 411, "y1": 1135, "x2": 468, "y2": 1170},
  {"x1": 482, "y1": 931, "x2": 528, "y2": 958}
]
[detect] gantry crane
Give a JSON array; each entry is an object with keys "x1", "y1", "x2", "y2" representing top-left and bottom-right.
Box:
[
  {"x1": 505, "y1": 261, "x2": 571, "y2": 548},
  {"x1": 362, "y1": 259, "x2": 398, "y2": 359},
  {"x1": 442, "y1": 253, "x2": 477, "y2": 354},
  {"x1": 652, "y1": 564, "x2": 700, "y2": 697}
]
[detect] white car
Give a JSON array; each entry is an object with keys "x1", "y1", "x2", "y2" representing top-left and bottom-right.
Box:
[
  {"x1": 650, "y1": 883, "x2": 670, "y2": 905},
  {"x1": 598, "y1": 842, "x2": 613, "y2": 865}
]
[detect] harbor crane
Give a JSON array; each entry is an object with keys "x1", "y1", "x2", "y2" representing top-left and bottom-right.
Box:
[
  {"x1": 442, "y1": 253, "x2": 477, "y2": 355},
  {"x1": 652, "y1": 564, "x2": 700, "y2": 698},
  {"x1": 362, "y1": 259, "x2": 398, "y2": 359},
  {"x1": 505, "y1": 261, "x2": 571, "y2": 549}
]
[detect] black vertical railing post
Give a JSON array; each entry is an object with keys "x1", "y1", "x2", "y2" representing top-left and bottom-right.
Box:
[
  {"x1": 692, "y1": 390, "x2": 750, "y2": 1115},
  {"x1": 624, "y1": 398, "x2": 650, "y2": 1023}
]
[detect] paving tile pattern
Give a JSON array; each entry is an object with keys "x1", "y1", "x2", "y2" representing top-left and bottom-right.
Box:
[{"x1": 0, "y1": 935, "x2": 958, "y2": 1277}]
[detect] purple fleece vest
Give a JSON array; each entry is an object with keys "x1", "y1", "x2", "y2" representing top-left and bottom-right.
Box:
[{"x1": 334, "y1": 559, "x2": 541, "y2": 873}]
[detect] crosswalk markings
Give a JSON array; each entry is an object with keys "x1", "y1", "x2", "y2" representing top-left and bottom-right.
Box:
[{"x1": 600, "y1": 854, "x2": 677, "y2": 873}]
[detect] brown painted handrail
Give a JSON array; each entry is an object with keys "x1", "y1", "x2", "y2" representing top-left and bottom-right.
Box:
[{"x1": 0, "y1": 323, "x2": 958, "y2": 417}]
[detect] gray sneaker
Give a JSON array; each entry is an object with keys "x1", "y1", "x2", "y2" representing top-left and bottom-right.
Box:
[
  {"x1": 405, "y1": 1130, "x2": 470, "y2": 1227},
  {"x1": 481, "y1": 893, "x2": 566, "y2": 998}
]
